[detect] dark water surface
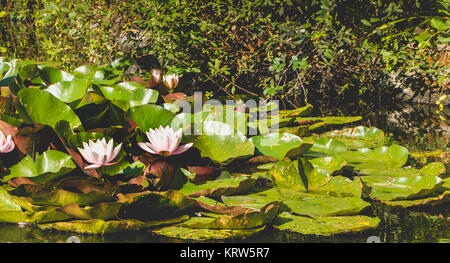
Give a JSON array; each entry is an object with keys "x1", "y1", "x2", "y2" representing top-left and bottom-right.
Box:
[{"x1": 0, "y1": 103, "x2": 448, "y2": 243}]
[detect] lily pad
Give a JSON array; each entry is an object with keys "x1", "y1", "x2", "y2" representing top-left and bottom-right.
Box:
[
  {"x1": 274, "y1": 212, "x2": 380, "y2": 236},
  {"x1": 17, "y1": 88, "x2": 82, "y2": 129},
  {"x1": 179, "y1": 172, "x2": 259, "y2": 198},
  {"x1": 153, "y1": 218, "x2": 266, "y2": 241},
  {"x1": 126, "y1": 104, "x2": 175, "y2": 132},
  {"x1": 339, "y1": 144, "x2": 409, "y2": 169},
  {"x1": 250, "y1": 132, "x2": 312, "y2": 160},
  {"x1": 269, "y1": 158, "x2": 330, "y2": 192},
  {"x1": 45, "y1": 77, "x2": 90, "y2": 103},
  {"x1": 193, "y1": 121, "x2": 254, "y2": 164},
  {"x1": 0, "y1": 186, "x2": 22, "y2": 211},
  {"x1": 99, "y1": 82, "x2": 159, "y2": 111},
  {"x1": 38, "y1": 216, "x2": 189, "y2": 234},
  {"x1": 361, "y1": 174, "x2": 444, "y2": 201},
  {"x1": 3, "y1": 150, "x2": 76, "y2": 183},
  {"x1": 321, "y1": 126, "x2": 385, "y2": 149}
]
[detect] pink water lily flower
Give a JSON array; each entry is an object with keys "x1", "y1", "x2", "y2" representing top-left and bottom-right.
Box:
[
  {"x1": 0, "y1": 130, "x2": 15, "y2": 153},
  {"x1": 162, "y1": 74, "x2": 179, "y2": 90},
  {"x1": 138, "y1": 126, "x2": 192, "y2": 157},
  {"x1": 78, "y1": 138, "x2": 122, "y2": 169}
]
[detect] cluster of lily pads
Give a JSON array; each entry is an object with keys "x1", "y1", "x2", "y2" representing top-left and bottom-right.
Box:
[{"x1": 0, "y1": 58, "x2": 448, "y2": 241}]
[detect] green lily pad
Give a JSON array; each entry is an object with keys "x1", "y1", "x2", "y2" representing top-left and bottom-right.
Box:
[
  {"x1": 179, "y1": 172, "x2": 259, "y2": 198},
  {"x1": 295, "y1": 116, "x2": 363, "y2": 125},
  {"x1": 193, "y1": 121, "x2": 255, "y2": 164},
  {"x1": 38, "y1": 216, "x2": 189, "y2": 234},
  {"x1": 361, "y1": 174, "x2": 444, "y2": 201},
  {"x1": 269, "y1": 158, "x2": 330, "y2": 192},
  {"x1": 39, "y1": 66, "x2": 74, "y2": 84},
  {"x1": 382, "y1": 190, "x2": 450, "y2": 208},
  {"x1": 184, "y1": 201, "x2": 287, "y2": 229},
  {"x1": 17, "y1": 88, "x2": 82, "y2": 129},
  {"x1": 0, "y1": 210, "x2": 72, "y2": 224},
  {"x1": 45, "y1": 77, "x2": 90, "y2": 103},
  {"x1": 153, "y1": 218, "x2": 266, "y2": 241},
  {"x1": 99, "y1": 82, "x2": 159, "y2": 111},
  {"x1": 321, "y1": 126, "x2": 385, "y2": 149},
  {"x1": 0, "y1": 186, "x2": 22, "y2": 211},
  {"x1": 250, "y1": 132, "x2": 312, "y2": 160},
  {"x1": 126, "y1": 104, "x2": 175, "y2": 132},
  {"x1": 306, "y1": 137, "x2": 348, "y2": 156},
  {"x1": 15, "y1": 186, "x2": 115, "y2": 206},
  {"x1": 278, "y1": 104, "x2": 314, "y2": 118},
  {"x1": 3, "y1": 150, "x2": 76, "y2": 183},
  {"x1": 58, "y1": 202, "x2": 123, "y2": 220},
  {"x1": 339, "y1": 144, "x2": 409, "y2": 169},
  {"x1": 274, "y1": 212, "x2": 380, "y2": 236}
]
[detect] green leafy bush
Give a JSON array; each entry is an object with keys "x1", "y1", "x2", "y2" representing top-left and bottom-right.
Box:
[{"x1": 0, "y1": 0, "x2": 448, "y2": 104}]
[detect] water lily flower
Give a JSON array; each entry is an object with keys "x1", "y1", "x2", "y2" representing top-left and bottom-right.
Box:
[
  {"x1": 151, "y1": 69, "x2": 162, "y2": 84},
  {"x1": 162, "y1": 74, "x2": 179, "y2": 90},
  {"x1": 78, "y1": 138, "x2": 122, "y2": 169},
  {"x1": 0, "y1": 130, "x2": 15, "y2": 153},
  {"x1": 138, "y1": 126, "x2": 192, "y2": 157}
]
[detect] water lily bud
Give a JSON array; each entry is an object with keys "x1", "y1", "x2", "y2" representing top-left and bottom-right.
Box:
[
  {"x1": 151, "y1": 69, "x2": 162, "y2": 84},
  {"x1": 0, "y1": 129, "x2": 15, "y2": 153},
  {"x1": 162, "y1": 74, "x2": 179, "y2": 90}
]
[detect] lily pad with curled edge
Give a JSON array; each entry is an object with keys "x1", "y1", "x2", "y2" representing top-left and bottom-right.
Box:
[
  {"x1": 382, "y1": 190, "x2": 450, "y2": 208},
  {"x1": 273, "y1": 212, "x2": 380, "y2": 236},
  {"x1": 38, "y1": 216, "x2": 190, "y2": 235},
  {"x1": 152, "y1": 217, "x2": 266, "y2": 241},
  {"x1": 183, "y1": 201, "x2": 287, "y2": 230},
  {"x1": 361, "y1": 174, "x2": 444, "y2": 201},
  {"x1": 250, "y1": 132, "x2": 312, "y2": 160},
  {"x1": 321, "y1": 126, "x2": 385, "y2": 149}
]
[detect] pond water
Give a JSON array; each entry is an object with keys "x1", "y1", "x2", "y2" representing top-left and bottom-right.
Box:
[{"x1": 0, "y1": 102, "x2": 448, "y2": 243}]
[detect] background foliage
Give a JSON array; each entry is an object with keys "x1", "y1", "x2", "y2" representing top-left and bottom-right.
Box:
[{"x1": 0, "y1": 0, "x2": 449, "y2": 105}]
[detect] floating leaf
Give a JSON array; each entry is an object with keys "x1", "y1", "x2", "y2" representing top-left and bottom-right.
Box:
[
  {"x1": 193, "y1": 121, "x2": 254, "y2": 164},
  {"x1": 17, "y1": 88, "x2": 82, "y2": 129},
  {"x1": 250, "y1": 132, "x2": 312, "y2": 160},
  {"x1": 274, "y1": 212, "x2": 380, "y2": 236},
  {"x1": 126, "y1": 104, "x2": 175, "y2": 133},
  {"x1": 45, "y1": 78, "x2": 90, "y2": 103},
  {"x1": 99, "y1": 82, "x2": 158, "y2": 111},
  {"x1": 38, "y1": 216, "x2": 189, "y2": 234},
  {"x1": 321, "y1": 126, "x2": 385, "y2": 149}
]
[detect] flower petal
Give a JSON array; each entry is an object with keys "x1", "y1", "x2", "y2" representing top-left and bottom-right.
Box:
[{"x1": 172, "y1": 143, "x2": 193, "y2": 155}]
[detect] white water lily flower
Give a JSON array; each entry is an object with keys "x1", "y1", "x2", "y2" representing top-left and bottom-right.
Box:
[
  {"x1": 0, "y1": 130, "x2": 15, "y2": 153},
  {"x1": 162, "y1": 74, "x2": 179, "y2": 90},
  {"x1": 77, "y1": 138, "x2": 122, "y2": 169},
  {"x1": 151, "y1": 69, "x2": 162, "y2": 83},
  {"x1": 138, "y1": 126, "x2": 192, "y2": 157}
]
